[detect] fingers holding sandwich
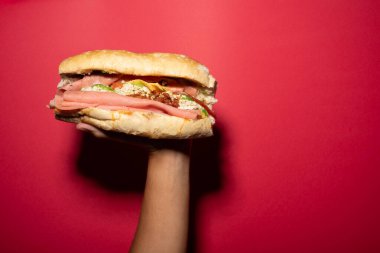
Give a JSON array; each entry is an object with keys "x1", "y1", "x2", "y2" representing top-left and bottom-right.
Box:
[{"x1": 77, "y1": 122, "x2": 191, "y2": 153}]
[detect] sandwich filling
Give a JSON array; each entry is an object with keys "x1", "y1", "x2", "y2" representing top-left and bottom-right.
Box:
[{"x1": 50, "y1": 73, "x2": 217, "y2": 122}]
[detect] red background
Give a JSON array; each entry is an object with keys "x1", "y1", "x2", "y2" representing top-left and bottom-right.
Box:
[{"x1": 0, "y1": 0, "x2": 379, "y2": 252}]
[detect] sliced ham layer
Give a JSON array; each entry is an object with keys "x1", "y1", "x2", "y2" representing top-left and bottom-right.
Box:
[
  {"x1": 58, "y1": 102, "x2": 167, "y2": 114},
  {"x1": 164, "y1": 85, "x2": 198, "y2": 96},
  {"x1": 61, "y1": 75, "x2": 120, "y2": 91},
  {"x1": 184, "y1": 86, "x2": 198, "y2": 96},
  {"x1": 57, "y1": 91, "x2": 198, "y2": 120},
  {"x1": 52, "y1": 75, "x2": 203, "y2": 120}
]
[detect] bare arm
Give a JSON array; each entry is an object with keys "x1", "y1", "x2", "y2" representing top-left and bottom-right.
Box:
[
  {"x1": 129, "y1": 143, "x2": 190, "y2": 253},
  {"x1": 76, "y1": 124, "x2": 190, "y2": 253}
]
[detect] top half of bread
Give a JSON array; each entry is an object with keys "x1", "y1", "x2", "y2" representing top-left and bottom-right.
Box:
[{"x1": 59, "y1": 50, "x2": 216, "y2": 89}]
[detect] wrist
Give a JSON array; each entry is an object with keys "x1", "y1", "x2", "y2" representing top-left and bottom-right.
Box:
[{"x1": 150, "y1": 139, "x2": 192, "y2": 155}]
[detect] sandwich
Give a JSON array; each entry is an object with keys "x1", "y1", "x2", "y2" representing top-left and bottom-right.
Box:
[{"x1": 48, "y1": 50, "x2": 217, "y2": 139}]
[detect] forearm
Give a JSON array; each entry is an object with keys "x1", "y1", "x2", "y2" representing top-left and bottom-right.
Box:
[{"x1": 129, "y1": 148, "x2": 190, "y2": 253}]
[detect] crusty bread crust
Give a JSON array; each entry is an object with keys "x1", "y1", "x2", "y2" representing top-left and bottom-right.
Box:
[
  {"x1": 56, "y1": 108, "x2": 213, "y2": 139},
  {"x1": 59, "y1": 50, "x2": 216, "y2": 89}
]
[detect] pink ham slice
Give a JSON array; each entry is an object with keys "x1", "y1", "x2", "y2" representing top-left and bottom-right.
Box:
[
  {"x1": 184, "y1": 86, "x2": 198, "y2": 96},
  {"x1": 57, "y1": 91, "x2": 198, "y2": 120},
  {"x1": 58, "y1": 103, "x2": 166, "y2": 114},
  {"x1": 52, "y1": 74, "x2": 119, "y2": 109},
  {"x1": 164, "y1": 85, "x2": 198, "y2": 96},
  {"x1": 61, "y1": 75, "x2": 120, "y2": 91}
]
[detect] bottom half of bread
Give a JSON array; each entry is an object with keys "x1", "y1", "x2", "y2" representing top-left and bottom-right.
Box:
[{"x1": 55, "y1": 107, "x2": 213, "y2": 139}]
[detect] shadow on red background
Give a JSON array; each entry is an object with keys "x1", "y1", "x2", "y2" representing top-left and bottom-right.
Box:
[{"x1": 75, "y1": 124, "x2": 226, "y2": 252}]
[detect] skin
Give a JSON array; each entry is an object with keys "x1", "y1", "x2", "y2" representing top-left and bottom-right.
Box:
[
  {"x1": 130, "y1": 144, "x2": 190, "y2": 253},
  {"x1": 77, "y1": 123, "x2": 190, "y2": 253}
]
